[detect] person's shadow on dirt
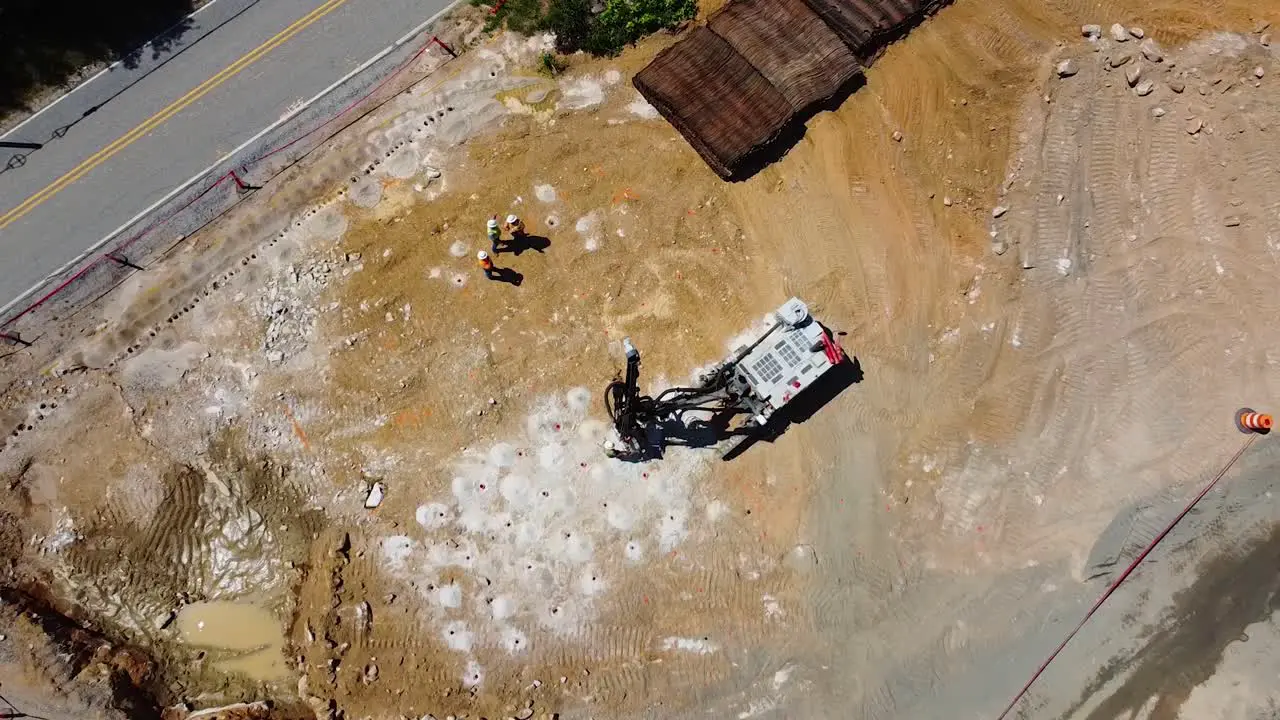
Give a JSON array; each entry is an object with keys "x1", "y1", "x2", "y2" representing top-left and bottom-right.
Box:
[
  {"x1": 485, "y1": 267, "x2": 523, "y2": 286},
  {"x1": 504, "y1": 234, "x2": 550, "y2": 256}
]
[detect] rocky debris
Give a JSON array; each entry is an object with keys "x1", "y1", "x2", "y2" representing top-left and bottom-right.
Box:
[
  {"x1": 1129, "y1": 26, "x2": 1145, "y2": 39},
  {"x1": 364, "y1": 481, "x2": 385, "y2": 509},
  {"x1": 1169, "y1": 79, "x2": 1185, "y2": 93},
  {"x1": 514, "y1": 709, "x2": 534, "y2": 720},
  {"x1": 1125, "y1": 64, "x2": 1142, "y2": 87},
  {"x1": 356, "y1": 601, "x2": 372, "y2": 634},
  {"x1": 1152, "y1": 107, "x2": 1166, "y2": 118},
  {"x1": 892, "y1": 130, "x2": 904, "y2": 142},
  {"x1": 1082, "y1": 24, "x2": 1102, "y2": 39},
  {"x1": 1140, "y1": 39, "x2": 1163, "y2": 63},
  {"x1": 1224, "y1": 216, "x2": 1241, "y2": 227},
  {"x1": 1262, "y1": 33, "x2": 1272, "y2": 47},
  {"x1": 1187, "y1": 117, "x2": 1204, "y2": 135},
  {"x1": 992, "y1": 205, "x2": 1009, "y2": 218},
  {"x1": 1255, "y1": 66, "x2": 1266, "y2": 79},
  {"x1": 1109, "y1": 54, "x2": 1132, "y2": 68},
  {"x1": 1134, "y1": 79, "x2": 1154, "y2": 96},
  {"x1": 258, "y1": 255, "x2": 336, "y2": 364},
  {"x1": 1110, "y1": 23, "x2": 1129, "y2": 42},
  {"x1": 363, "y1": 663, "x2": 379, "y2": 684},
  {"x1": 306, "y1": 697, "x2": 336, "y2": 720},
  {"x1": 1056, "y1": 59, "x2": 1079, "y2": 78}
]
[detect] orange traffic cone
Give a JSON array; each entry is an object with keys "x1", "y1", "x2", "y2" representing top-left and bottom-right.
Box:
[{"x1": 1236, "y1": 407, "x2": 1273, "y2": 434}]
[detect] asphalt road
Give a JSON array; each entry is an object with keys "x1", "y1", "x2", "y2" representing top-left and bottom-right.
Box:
[{"x1": 0, "y1": 0, "x2": 452, "y2": 306}]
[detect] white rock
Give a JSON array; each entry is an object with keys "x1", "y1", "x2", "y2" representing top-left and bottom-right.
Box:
[
  {"x1": 1255, "y1": 66, "x2": 1266, "y2": 79},
  {"x1": 1082, "y1": 24, "x2": 1102, "y2": 39},
  {"x1": 1186, "y1": 117, "x2": 1203, "y2": 135},
  {"x1": 1056, "y1": 59, "x2": 1079, "y2": 77},
  {"x1": 1128, "y1": 26, "x2": 1144, "y2": 39},
  {"x1": 364, "y1": 482, "x2": 385, "y2": 509},
  {"x1": 1110, "y1": 23, "x2": 1129, "y2": 42},
  {"x1": 1151, "y1": 107, "x2": 1166, "y2": 118},
  {"x1": 1262, "y1": 33, "x2": 1272, "y2": 47},
  {"x1": 943, "y1": 196, "x2": 953, "y2": 207},
  {"x1": 1125, "y1": 64, "x2": 1142, "y2": 87},
  {"x1": 1139, "y1": 39, "x2": 1163, "y2": 62},
  {"x1": 1134, "y1": 79, "x2": 1154, "y2": 96},
  {"x1": 992, "y1": 205, "x2": 1009, "y2": 218},
  {"x1": 892, "y1": 130, "x2": 904, "y2": 142}
]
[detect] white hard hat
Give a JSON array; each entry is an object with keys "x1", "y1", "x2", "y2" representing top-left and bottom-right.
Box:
[
  {"x1": 477, "y1": 250, "x2": 489, "y2": 260},
  {"x1": 506, "y1": 214, "x2": 519, "y2": 224},
  {"x1": 487, "y1": 218, "x2": 499, "y2": 229}
]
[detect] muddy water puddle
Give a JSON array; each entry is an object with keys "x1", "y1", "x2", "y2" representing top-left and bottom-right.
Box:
[{"x1": 176, "y1": 601, "x2": 290, "y2": 681}]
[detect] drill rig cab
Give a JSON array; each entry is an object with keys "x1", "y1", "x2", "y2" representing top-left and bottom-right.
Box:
[{"x1": 603, "y1": 298, "x2": 845, "y2": 460}]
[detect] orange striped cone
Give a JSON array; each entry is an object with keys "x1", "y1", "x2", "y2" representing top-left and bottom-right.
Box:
[{"x1": 1236, "y1": 408, "x2": 1273, "y2": 434}]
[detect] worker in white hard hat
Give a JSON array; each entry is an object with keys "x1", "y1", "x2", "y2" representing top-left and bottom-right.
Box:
[
  {"x1": 477, "y1": 249, "x2": 495, "y2": 278},
  {"x1": 486, "y1": 216, "x2": 502, "y2": 254},
  {"x1": 503, "y1": 213, "x2": 526, "y2": 238}
]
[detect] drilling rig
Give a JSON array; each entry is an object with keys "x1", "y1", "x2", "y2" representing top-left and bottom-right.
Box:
[{"x1": 603, "y1": 298, "x2": 845, "y2": 460}]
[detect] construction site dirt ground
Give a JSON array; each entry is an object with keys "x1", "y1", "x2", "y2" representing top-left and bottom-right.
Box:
[{"x1": 3, "y1": 1, "x2": 1280, "y2": 719}]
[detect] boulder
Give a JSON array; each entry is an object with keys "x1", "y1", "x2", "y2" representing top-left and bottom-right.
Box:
[{"x1": 1139, "y1": 39, "x2": 1163, "y2": 62}]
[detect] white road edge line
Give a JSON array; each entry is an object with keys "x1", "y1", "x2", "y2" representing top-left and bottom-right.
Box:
[
  {"x1": 0, "y1": 4, "x2": 459, "y2": 321},
  {"x1": 0, "y1": 0, "x2": 234, "y2": 141}
]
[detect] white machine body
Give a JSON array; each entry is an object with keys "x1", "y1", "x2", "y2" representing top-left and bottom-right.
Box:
[{"x1": 728, "y1": 298, "x2": 840, "y2": 419}]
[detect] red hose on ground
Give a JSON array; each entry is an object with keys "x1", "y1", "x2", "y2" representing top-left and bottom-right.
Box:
[{"x1": 995, "y1": 434, "x2": 1258, "y2": 719}]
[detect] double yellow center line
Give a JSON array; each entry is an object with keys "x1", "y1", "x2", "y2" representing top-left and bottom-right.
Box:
[{"x1": 0, "y1": 0, "x2": 350, "y2": 232}]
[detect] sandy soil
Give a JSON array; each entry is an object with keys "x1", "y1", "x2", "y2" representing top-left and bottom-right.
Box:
[{"x1": 2, "y1": 1, "x2": 1280, "y2": 719}]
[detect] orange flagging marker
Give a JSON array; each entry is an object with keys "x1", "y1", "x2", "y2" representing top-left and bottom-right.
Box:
[{"x1": 1236, "y1": 407, "x2": 1273, "y2": 434}]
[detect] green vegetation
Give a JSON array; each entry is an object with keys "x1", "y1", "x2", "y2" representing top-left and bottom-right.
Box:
[
  {"x1": 476, "y1": 0, "x2": 696, "y2": 56},
  {"x1": 538, "y1": 51, "x2": 568, "y2": 77},
  {"x1": 0, "y1": 0, "x2": 196, "y2": 115}
]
